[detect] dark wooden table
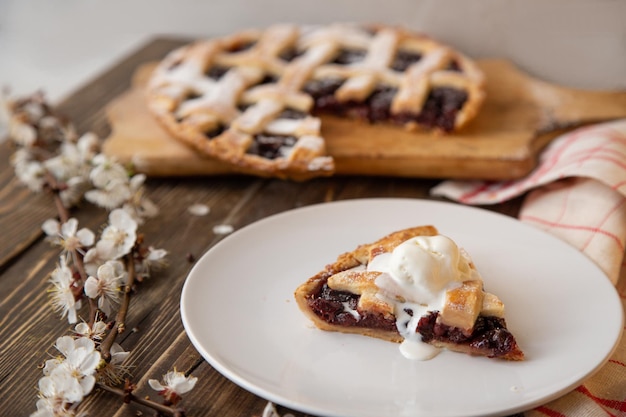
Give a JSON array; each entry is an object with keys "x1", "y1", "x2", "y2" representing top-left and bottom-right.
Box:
[{"x1": 0, "y1": 38, "x2": 524, "y2": 417}]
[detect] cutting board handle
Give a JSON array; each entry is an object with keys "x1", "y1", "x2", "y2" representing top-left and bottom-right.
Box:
[
  {"x1": 480, "y1": 59, "x2": 626, "y2": 133},
  {"x1": 528, "y1": 72, "x2": 626, "y2": 130}
]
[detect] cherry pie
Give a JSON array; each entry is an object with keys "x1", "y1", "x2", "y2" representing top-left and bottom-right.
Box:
[
  {"x1": 294, "y1": 225, "x2": 524, "y2": 360},
  {"x1": 147, "y1": 23, "x2": 486, "y2": 180}
]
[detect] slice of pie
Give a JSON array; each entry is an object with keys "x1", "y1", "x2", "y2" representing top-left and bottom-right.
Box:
[
  {"x1": 146, "y1": 23, "x2": 485, "y2": 180},
  {"x1": 294, "y1": 225, "x2": 524, "y2": 360}
]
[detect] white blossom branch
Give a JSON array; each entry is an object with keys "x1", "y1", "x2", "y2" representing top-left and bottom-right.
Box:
[{"x1": 2, "y1": 91, "x2": 198, "y2": 417}]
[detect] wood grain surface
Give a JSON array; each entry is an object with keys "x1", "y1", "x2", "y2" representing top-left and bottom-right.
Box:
[{"x1": 0, "y1": 38, "x2": 526, "y2": 417}]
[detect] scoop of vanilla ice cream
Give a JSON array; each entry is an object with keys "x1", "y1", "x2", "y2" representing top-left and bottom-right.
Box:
[{"x1": 372, "y1": 235, "x2": 479, "y2": 306}]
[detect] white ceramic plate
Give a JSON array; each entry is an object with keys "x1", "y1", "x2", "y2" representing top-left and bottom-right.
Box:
[{"x1": 180, "y1": 198, "x2": 623, "y2": 417}]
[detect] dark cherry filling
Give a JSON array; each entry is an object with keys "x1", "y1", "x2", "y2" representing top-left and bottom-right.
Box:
[
  {"x1": 240, "y1": 109, "x2": 305, "y2": 154},
  {"x1": 302, "y1": 78, "x2": 344, "y2": 109},
  {"x1": 308, "y1": 282, "x2": 519, "y2": 357},
  {"x1": 307, "y1": 283, "x2": 397, "y2": 331},
  {"x1": 391, "y1": 50, "x2": 422, "y2": 71},
  {"x1": 191, "y1": 40, "x2": 469, "y2": 148},
  {"x1": 280, "y1": 47, "x2": 304, "y2": 62},
  {"x1": 237, "y1": 103, "x2": 252, "y2": 113},
  {"x1": 411, "y1": 87, "x2": 468, "y2": 132},
  {"x1": 447, "y1": 59, "x2": 462, "y2": 72},
  {"x1": 238, "y1": 105, "x2": 305, "y2": 119},
  {"x1": 298, "y1": 46, "x2": 468, "y2": 131},
  {"x1": 277, "y1": 108, "x2": 307, "y2": 119},
  {"x1": 176, "y1": 92, "x2": 203, "y2": 123},
  {"x1": 391, "y1": 51, "x2": 462, "y2": 73},
  {"x1": 246, "y1": 134, "x2": 296, "y2": 159},
  {"x1": 206, "y1": 65, "x2": 231, "y2": 80},
  {"x1": 416, "y1": 311, "x2": 519, "y2": 358},
  {"x1": 303, "y1": 77, "x2": 468, "y2": 132},
  {"x1": 204, "y1": 125, "x2": 226, "y2": 139},
  {"x1": 255, "y1": 74, "x2": 279, "y2": 86},
  {"x1": 184, "y1": 91, "x2": 201, "y2": 101}
]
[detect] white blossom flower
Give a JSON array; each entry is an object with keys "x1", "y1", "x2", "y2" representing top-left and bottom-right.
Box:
[
  {"x1": 96, "y1": 343, "x2": 131, "y2": 385},
  {"x1": 33, "y1": 336, "x2": 100, "y2": 416},
  {"x1": 138, "y1": 246, "x2": 168, "y2": 280},
  {"x1": 42, "y1": 356, "x2": 63, "y2": 377},
  {"x1": 52, "y1": 336, "x2": 100, "y2": 400},
  {"x1": 43, "y1": 143, "x2": 82, "y2": 183},
  {"x1": 31, "y1": 402, "x2": 55, "y2": 417},
  {"x1": 2, "y1": 92, "x2": 72, "y2": 148},
  {"x1": 31, "y1": 400, "x2": 81, "y2": 417},
  {"x1": 84, "y1": 154, "x2": 131, "y2": 209},
  {"x1": 9, "y1": 119, "x2": 37, "y2": 147},
  {"x1": 10, "y1": 147, "x2": 34, "y2": 166},
  {"x1": 121, "y1": 174, "x2": 158, "y2": 224},
  {"x1": 33, "y1": 369, "x2": 78, "y2": 416},
  {"x1": 88, "y1": 154, "x2": 127, "y2": 186},
  {"x1": 148, "y1": 370, "x2": 197, "y2": 405},
  {"x1": 84, "y1": 260, "x2": 125, "y2": 316},
  {"x1": 74, "y1": 320, "x2": 107, "y2": 342},
  {"x1": 95, "y1": 209, "x2": 137, "y2": 260},
  {"x1": 84, "y1": 178, "x2": 131, "y2": 210},
  {"x1": 82, "y1": 245, "x2": 110, "y2": 277},
  {"x1": 14, "y1": 159, "x2": 45, "y2": 192},
  {"x1": 59, "y1": 176, "x2": 90, "y2": 208},
  {"x1": 109, "y1": 259, "x2": 128, "y2": 284},
  {"x1": 22, "y1": 100, "x2": 45, "y2": 123},
  {"x1": 39, "y1": 114, "x2": 71, "y2": 144},
  {"x1": 85, "y1": 179, "x2": 131, "y2": 209},
  {"x1": 37, "y1": 133, "x2": 97, "y2": 206},
  {"x1": 36, "y1": 336, "x2": 100, "y2": 414},
  {"x1": 55, "y1": 336, "x2": 99, "y2": 365},
  {"x1": 48, "y1": 257, "x2": 80, "y2": 324},
  {"x1": 57, "y1": 336, "x2": 98, "y2": 368},
  {"x1": 75, "y1": 132, "x2": 100, "y2": 162},
  {"x1": 42, "y1": 218, "x2": 95, "y2": 255}
]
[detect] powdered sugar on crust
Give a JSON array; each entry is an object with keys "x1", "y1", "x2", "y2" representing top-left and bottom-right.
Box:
[{"x1": 146, "y1": 23, "x2": 485, "y2": 180}]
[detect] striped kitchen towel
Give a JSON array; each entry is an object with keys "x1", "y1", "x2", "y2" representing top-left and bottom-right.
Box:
[
  {"x1": 431, "y1": 119, "x2": 626, "y2": 416},
  {"x1": 432, "y1": 120, "x2": 626, "y2": 284}
]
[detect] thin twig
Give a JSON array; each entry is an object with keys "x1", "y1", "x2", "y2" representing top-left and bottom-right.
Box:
[
  {"x1": 8, "y1": 93, "x2": 190, "y2": 417},
  {"x1": 49, "y1": 185, "x2": 99, "y2": 325},
  {"x1": 100, "y1": 252, "x2": 136, "y2": 361},
  {"x1": 69, "y1": 248, "x2": 98, "y2": 325},
  {"x1": 116, "y1": 253, "x2": 136, "y2": 334},
  {"x1": 100, "y1": 315, "x2": 120, "y2": 362},
  {"x1": 46, "y1": 172, "x2": 69, "y2": 223},
  {"x1": 95, "y1": 382, "x2": 185, "y2": 417}
]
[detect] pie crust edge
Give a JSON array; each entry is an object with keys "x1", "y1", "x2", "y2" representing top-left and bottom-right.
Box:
[{"x1": 294, "y1": 225, "x2": 525, "y2": 360}]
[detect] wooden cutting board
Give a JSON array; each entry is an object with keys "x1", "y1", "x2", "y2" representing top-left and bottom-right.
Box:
[{"x1": 103, "y1": 59, "x2": 626, "y2": 180}]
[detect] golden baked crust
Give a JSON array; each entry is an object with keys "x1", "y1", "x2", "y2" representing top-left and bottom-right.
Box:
[
  {"x1": 294, "y1": 225, "x2": 524, "y2": 360},
  {"x1": 294, "y1": 225, "x2": 437, "y2": 342},
  {"x1": 147, "y1": 23, "x2": 485, "y2": 180}
]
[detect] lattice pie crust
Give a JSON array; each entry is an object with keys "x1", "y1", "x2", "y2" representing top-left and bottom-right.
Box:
[{"x1": 147, "y1": 23, "x2": 485, "y2": 180}]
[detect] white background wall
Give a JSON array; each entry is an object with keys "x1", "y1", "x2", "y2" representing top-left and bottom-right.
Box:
[{"x1": 1, "y1": 0, "x2": 625, "y2": 103}]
